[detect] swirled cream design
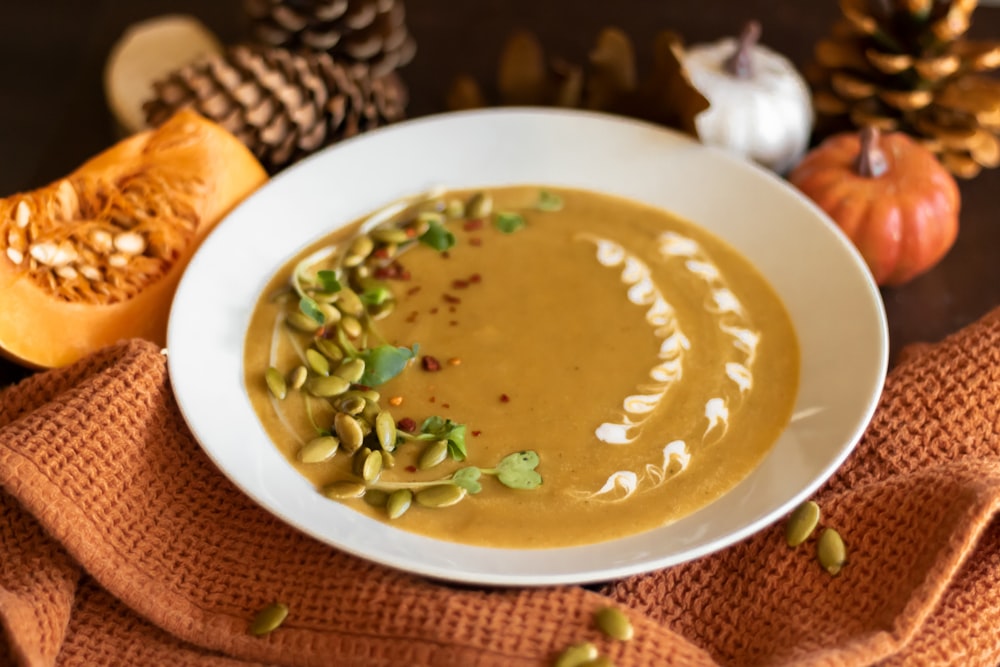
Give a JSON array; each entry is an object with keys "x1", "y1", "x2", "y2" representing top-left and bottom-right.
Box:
[{"x1": 576, "y1": 231, "x2": 761, "y2": 502}]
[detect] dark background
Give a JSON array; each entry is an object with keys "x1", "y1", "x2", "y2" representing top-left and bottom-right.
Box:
[{"x1": 1, "y1": 0, "x2": 998, "y2": 383}]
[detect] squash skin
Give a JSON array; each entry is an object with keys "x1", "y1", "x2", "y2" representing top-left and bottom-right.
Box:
[
  {"x1": 0, "y1": 110, "x2": 267, "y2": 368},
  {"x1": 788, "y1": 130, "x2": 960, "y2": 287}
]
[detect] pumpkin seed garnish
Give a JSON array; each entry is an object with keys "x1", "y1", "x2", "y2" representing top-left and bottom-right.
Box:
[
  {"x1": 375, "y1": 410, "x2": 396, "y2": 451},
  {"x1": 363, "y1": 488, "x2": 389, "y2": 508},
  {"x1": 340, "y1": 315, "x2": 363, "y2": 339},
  {"x1": 386, "y1": 488, "x2": 412, "y2": 519},
  {"x1": 817, "y1": 528, "x2": 847, "y2": 575},
  {"x1": 304, "y1": 375, "x2": 351, "y2": 398},
  {"x1": 362, "y1": 450, "x2": 383, "y2": 482},
  {"x1": 323, "y1": 480, "x2": 367, "y2": 499},
  {"x1": 335, "y1": 394, "x2": 367, "y2": 415},
  {"x1": 298, "y1": 435, "x2": 340, "y2": 463},
  {"x1": 288, "y1": 365, "x2": 308, "y2": 390},
  {"x1": 334, "y1": 412, "x2": 364, "y2": 452},
  {"x1": 334, "y1": 358, "x2": 366, "y2": 383},
  {"x1": 415, "y1": 484, "x2": 467, "y2": 508},
  {"x1": 554, "y1": 642, "x2": 598, "y2": 667},
  {"x1": 314, "y1": 337, "x2": 344, "y2": 362},
  {"x1": 594, "y1": 605, "x2": 634, "y2": 641},
  {"x1": 465, "y1": 191, "x2": 492, "y2": 218},
  {"x1": 265, "y1": 367, "x2": 287, "y2": 400},
  {"x1": 286, "y1": 310, "x2": 321, "y2": 333},
  {"x1": 785, "y1": 500, "x2": 821, "y2": 547},
  {"x1": 417, "y1": 439, "x2": 449, "y2": 470},
  {"x1": 305, "y1": 348, "x2": 330, "y2": 376},
  {"x1": 249, "y1": 602, "x2": 289, "y2": 636}
]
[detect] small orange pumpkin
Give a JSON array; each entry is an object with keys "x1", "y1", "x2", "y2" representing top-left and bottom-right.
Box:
[
  {"x1": 0, "y1": 109, "x2": 267, "y2": 368},
  {"x1": 788, "y1": 126, "x2": 960, "y2": 287}
]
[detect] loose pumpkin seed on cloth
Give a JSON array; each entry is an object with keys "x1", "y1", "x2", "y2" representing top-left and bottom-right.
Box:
[{"x1": 1, "y1": 307, "x2": 1000, "y2": 665}]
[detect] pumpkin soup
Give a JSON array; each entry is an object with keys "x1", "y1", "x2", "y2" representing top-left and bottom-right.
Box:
[{"x1": 244, "y1": 186, "x2": 799, "y2": 548}]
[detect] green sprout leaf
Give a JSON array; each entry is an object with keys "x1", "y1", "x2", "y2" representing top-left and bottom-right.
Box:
[
  {"x1": 494, "y1": 450, "x2": 542, "y2": 489},
  {"x1": 358, "y1": 345, "x2": 416, "y2": 386},
  {"x1": 537, "y1": 190, "x2": 564, "y2": 212},
  {"x1": 299, "y1": 296, "x2": 325, "y2": 324},
  {"x1": 494, "y1": 211, "x2": 525, "y2": 234},
  {"x1": 451, "y1": 467, "x2": 483, "y2": 494},
  {"x1": 419, "y1": 220, "x2": 456, "y2": 252},
  {"x1": 316, "y1": 270, "x2": 342, "y2": 294},
  {"x1": 360, "y1": 283, "x2": 392, "y2": 306},
  {"x1": 420, "y1": 416, "x2": 468, "y2": 461}
]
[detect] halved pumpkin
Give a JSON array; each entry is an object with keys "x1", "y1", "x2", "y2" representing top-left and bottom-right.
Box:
[{"x1": 0, "y1": 109, "x2": 267, "y2": 368}]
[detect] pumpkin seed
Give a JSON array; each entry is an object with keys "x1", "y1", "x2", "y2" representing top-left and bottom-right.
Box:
[
  {"x1": 445, "y1": 198, "x2": 465, "y2": 219},
  {"x1": 297, "y1": 436, "x2": 340, "y2": 463},
  {"x1": 361, "y1": 399, "x2": 380, "y2": 425},
  {"x1": 340, "y1": 315, "x2": 363, "y2": 339},
  {"x1": 371, "y1": 227, "x2": 410, "y2": 245},
  {"x1": 335, "y1": 289, "x2": 365, "y2": 317},
  {"x1": 322, "y1": 480, "x2": 366, "y2": 499},
  {"x1": 352, "y1": 446, "x2": 373, "y2": 476},
  {"x1": 368, "y1": 299, "x2": 395, "y2": 320},
  {"x1": 466, "y1": 192, "x2": 492, "y2": 218},
  {"x1": 375, "y1": 411, "x2": 397, "y2": 451},
  {"x1": 304, "y1": 375, "x2": 351, "y2": 398},
  {"x1": 554, "y1": 642, "x2": 598, "y2": 667},
  {"x1": 334, "y1": 412, "x2": 364, "y2": 452},
  {"x1": 594, "y1": 606, "x2": 634, "y2": 641},
  {"x1": 288, "y1": 365, "x2": 308, "y2": 390},
  {"x1": 417, "y1": 211, "x2": 444, "y2": 227},
  {"x1": 785, "y1": 501, "x2": 821, "y2": 547},
  {"x1": 305, "y1": 349, "x2": 330, "y2": 376},
  {"x1": 335, "y1": 395, "x2": 367, "y2": 415},
  {"x1": 386, "y1": 488, "x2": 412, "y2": 519},
  {"x1": 415, "y1": 484, "x2": 466, "y2": 508},
  {"x1": 334, "y1": 358, "x2": 366, "y2": 383},
  {"x1": 249, "y1": 602, "x2": 289, "y2": 636},
  {"x1": 348, "y1": 234, "x2": 374, "y2": 260},
  {"x1": 314, "y1": 337, "x2": 344, "y2": 362},
  {"x1": 318, "y1": 303, "x2": 342, "y2": 324},
  {"x1": 417, "y1": 439, "x2": 449, "y2": 470},
  {"x1": 381, "y1": 449, "x2": 396, "y2": 469},
  {"x1": 286, "y1": 310, "x2": 321, "y2": 333},
  {"x1": 817, "y1": 528, "x2": 847, "y2": 575},
  {"x1": 362, "y1": 450, "x2": 383, "y2": 482},
  {"x1": 363, "y1": 489, "x2": 389, "y2": 508},
  {"x1": 265, "y1": 367, "x2": 287, "y2": 400}
]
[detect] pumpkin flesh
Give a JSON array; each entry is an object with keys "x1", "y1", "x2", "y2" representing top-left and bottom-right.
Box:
[{"x1": 0, "y1": 110, "x2": 267, "y2": 368}]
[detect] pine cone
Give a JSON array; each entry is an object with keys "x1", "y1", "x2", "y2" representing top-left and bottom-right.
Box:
[
  {"x1": 809, "y1": 0, "x2": 1000, "y2": 178},
  {"x1": 143, "y1": 44, "x2": 408, "y2": 172},
  {"x1": 244, "y1": 0, "x2": 416, "y2": 77}
]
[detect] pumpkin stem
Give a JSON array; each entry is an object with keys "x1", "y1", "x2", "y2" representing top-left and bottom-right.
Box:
[
  {"x1": 724, "y1": 20, "x2": 762, "y2": 79},
  {"x1": 856, "y1": 126, "x2": 889, "y2": 178}
]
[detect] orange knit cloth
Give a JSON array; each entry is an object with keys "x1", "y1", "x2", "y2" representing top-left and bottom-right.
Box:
[{"x1": 1, "y1": 307, "x2": 999, "y2": 667}]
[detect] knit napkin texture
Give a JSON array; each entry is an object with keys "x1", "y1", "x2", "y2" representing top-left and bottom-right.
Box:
[{"x1": 1, "y1": 306, "x2": 998, "y2": 667}]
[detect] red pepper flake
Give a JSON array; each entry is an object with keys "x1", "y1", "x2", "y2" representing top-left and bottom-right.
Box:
[
  {"x1": 388, "y1": 396, "x2": 403, "y2": 406},
  {"x1": 449, "y1": 320, "x2": 459, "y2": 326},
  {"x1": 448, "y1": 357, "x2": 462, "y2": 366},
  {"x1": 397, "y1": 417, "x2": 417, "y2": 433},
  {"x1": 371, "y1": 247, "x2": 391, "y2": 260},
  {"x1": 463, "y1": 218, "x2": 484, "y2": 231},
  {"x1": 441, "y1": 251, "x2": 451, "y2": 259},
  {"x1": 429, "y1": 307, "x2": 439, "y2": 315},
  {"x1": 404, "y1": 311, "x2": 419, "y2": 323},
  {"x1": 442, "y1": 403, "x2": 451, "y2": 409},
  {"x1": 443, "y1": 294, "x2": 461, "y2": 304},
  {"x1": 468, "y1": 273, "x2": 482, "y2": 283},
  {"x1": 500, "y1": 393, "x2": 510, "y2": 403},
  {"x1": 406, "y1": 285, "x2": 422, "y2": 296},
  {"x1": 448, "y1": 306, "x2": 456, "y2": 314},
  {"x1": 405, "y1": 227, "x2": 418, "y2": 238},
  {"x1": 451, "y1": 278, "x2": 469, "y2": 289},
  {"x1": 429, "y1": 396, "x2": 436, "y2": 403},
  {"x1": 399, "y1": 267, "x2": 412, "y2": 280},
  {"x1": 469, "y1": 238, "x2": 482, "y2": 247},
  {"x1": 421, "y1": 356, "x2": 442, "y2": 372},
  {"x1": 472, "y1": 430, "x2": 482, "y2": 437},
  {"x1": 405, "y1": 465, "x2": 417, "y2": 473}
]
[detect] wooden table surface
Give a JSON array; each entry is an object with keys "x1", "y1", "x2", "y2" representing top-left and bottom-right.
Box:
[{"x1": 1, "y1": 0, "x2": 998, "y2": 386}]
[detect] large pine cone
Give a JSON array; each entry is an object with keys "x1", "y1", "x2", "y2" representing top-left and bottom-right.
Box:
[
  {"x1": 808, "y1": 0, "x2": 1000, "y2": 177},
  {"x1": 143, "y1": 44, "x2": 408, "y2": 172},
  {"x1": 244, "y1": 0, "x2": 416, "y2": 77}
]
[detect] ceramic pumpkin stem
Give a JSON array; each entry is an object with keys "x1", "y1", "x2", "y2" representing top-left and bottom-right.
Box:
[
  {"x1": 724, "y1": 20, "x2": 762, "y2": 79},
  {"x1": 855, "y1": 126, "x2": 889, "y2": 178}
]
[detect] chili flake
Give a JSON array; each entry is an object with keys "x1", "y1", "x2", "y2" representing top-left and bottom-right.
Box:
[
  {"x1": 388, "y1": 396, "x2": 403, "y2": 406},
  {"x1": 463, "y1": 219, "x2": 484, "y2": 231},
  {"x1": 421, "y1": 356, "x2": 442, "y2": 372},
  {"x1": 469, "y1": 238, "x2": 482, "y2": 247},
  {"x1": 472, "y1": 430, "x2": 482, "y2": 437},
  {"x1": 443, "y1": 294, "x2": 461, "y2": 304},
  {"x1": 447, "y1": 357, "x2": 462, "y2": 366},
  {"x1": 397, "y1": 417, "x2": 417, "y2": 433},
  {"x1": 500, "y1": 393, "x2": 511, "y2": 403}
]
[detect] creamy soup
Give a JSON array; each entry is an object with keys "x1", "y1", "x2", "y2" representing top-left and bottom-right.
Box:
[{"x1": 244, "y1": 186, "x2": 799, "y2": 549}]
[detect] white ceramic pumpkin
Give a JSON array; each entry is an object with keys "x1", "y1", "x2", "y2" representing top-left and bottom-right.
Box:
[{"x1": 684, "y1": 22, "x2": 814, "y2": 174}]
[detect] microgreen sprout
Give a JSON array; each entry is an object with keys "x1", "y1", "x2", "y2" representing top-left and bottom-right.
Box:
[
  {"x1": 419, "y1": 220, "x2": 456, "y2": 251},
  {"x1": 537, "y1": 190, "x2": 564, "y2": 212},
  {"x1": 357, "y1": 344, "x2": 418, "y2": 386},
  {"x1": 395, "y1": 416, "x2": 468, "y2": 460},
  {"x1": 494, "y1": 211, "x2": 526, "y2": 234},
  {"x1": 370, "y1": 450, "x2": 542, "y2": 493},
  {"x1": 299, "y1": 296, "x2": 325, "y2": 325}
]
